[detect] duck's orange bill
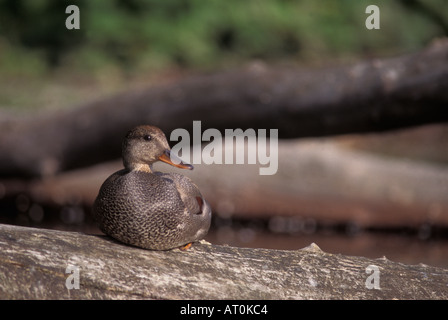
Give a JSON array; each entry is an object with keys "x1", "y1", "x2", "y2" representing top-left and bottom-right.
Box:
[{"x1": 159, "y1": 150, "x2": 194, "y2": 170}]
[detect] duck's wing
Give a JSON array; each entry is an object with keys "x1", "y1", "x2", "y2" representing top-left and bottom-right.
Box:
[{"x1": 159, "y1": 173, "x2": 207, "y2": 216}]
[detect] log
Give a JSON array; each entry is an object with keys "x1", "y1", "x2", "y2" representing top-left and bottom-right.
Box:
[
  {"x1": 4, "y1": 135, "x2": 448, "y2": 228},
  {"x1": 1, "y1": 39, "x2": 448, "y2": 177},
  {"x1": 1, "y1": 223, "x2": 447, "y2": 300}
]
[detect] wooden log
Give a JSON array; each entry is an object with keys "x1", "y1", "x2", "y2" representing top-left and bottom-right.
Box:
[
  {"x1": 0, "y1": 223, "x2": 447, "y2": 299},
  {"x1": 1, "y1": 39, "x2": 448, "y2": 177},
  {"x1": 4, "y1": 137, "x2": 448, "y2": 228}
]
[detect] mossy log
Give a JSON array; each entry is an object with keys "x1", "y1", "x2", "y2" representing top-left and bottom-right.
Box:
[{"x1": 0, "y1": 223, "x2": 447, "y2": 299}]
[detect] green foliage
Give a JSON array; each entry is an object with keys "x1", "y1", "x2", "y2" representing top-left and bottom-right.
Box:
[{"x1": 0, "y1": 0, "x2": 447, "y2": 75}]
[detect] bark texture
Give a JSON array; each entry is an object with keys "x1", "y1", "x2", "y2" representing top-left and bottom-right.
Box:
[{"x1": 0, "y1": 223, "x2": 447, "y2": 299}]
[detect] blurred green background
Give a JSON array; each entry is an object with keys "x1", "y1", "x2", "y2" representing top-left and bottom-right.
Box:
[{"x1": 0, "y1": 0, "x2": 447, "y2": 112}]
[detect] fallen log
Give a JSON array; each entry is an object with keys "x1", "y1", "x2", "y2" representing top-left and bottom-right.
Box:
[
  {"x1": 4, "y1": 136, "x2": 448, "y2": 228},
  {"x1": 1, "y1": 39, "x2": 448, "y2": 177},
  {"x1": 0, "y1": 223, "x2": 447, "y2": 299}
]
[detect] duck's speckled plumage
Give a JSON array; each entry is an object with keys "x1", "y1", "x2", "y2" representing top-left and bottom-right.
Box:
[{"x1": 93, "y1": 125, "x2": 211, "y2": 250}]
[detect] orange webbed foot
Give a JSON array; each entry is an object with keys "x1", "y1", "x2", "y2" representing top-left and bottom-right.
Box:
[{"x1": 180, "y1": 242, "x2": 192, "y2": 251}]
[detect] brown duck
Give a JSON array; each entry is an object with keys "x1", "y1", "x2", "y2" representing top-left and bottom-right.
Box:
[{"x1": 93, "y1": 125, "x2": 211, "y2": 250}]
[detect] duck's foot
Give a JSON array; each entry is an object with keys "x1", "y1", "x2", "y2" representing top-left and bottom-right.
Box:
[{"x1": 179, "y1": 242, "x2": 192, "y2": 251}]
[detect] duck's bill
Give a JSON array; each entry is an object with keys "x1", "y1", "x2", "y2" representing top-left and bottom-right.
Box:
[{"x1": 159, "y1": 150, "x2": 194, "y2": 170}]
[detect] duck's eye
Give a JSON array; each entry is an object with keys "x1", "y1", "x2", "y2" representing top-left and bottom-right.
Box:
[{"x1": 143, "y1": 135, "x2": 152, "y2": 141}]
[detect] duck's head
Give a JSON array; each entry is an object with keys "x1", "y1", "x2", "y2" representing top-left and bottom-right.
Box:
[{"x1": 122, "y1": 125, "x2": 193, "y2": 172}]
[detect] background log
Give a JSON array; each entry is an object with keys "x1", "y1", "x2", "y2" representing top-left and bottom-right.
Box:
[
  {"x1": 0, "y1": 223, "x2": 447, "y2": 300},
  {"x1": 5, "y1": 136, "x2": 448, "y2": 228},
  {"x1": 1, "y1": 39, "x2": 448, "y2": 177}
]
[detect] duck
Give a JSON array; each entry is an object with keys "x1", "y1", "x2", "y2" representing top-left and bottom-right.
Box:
[{"x1": 93, "y1": 125, "x2": 211, "y2": 250}]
